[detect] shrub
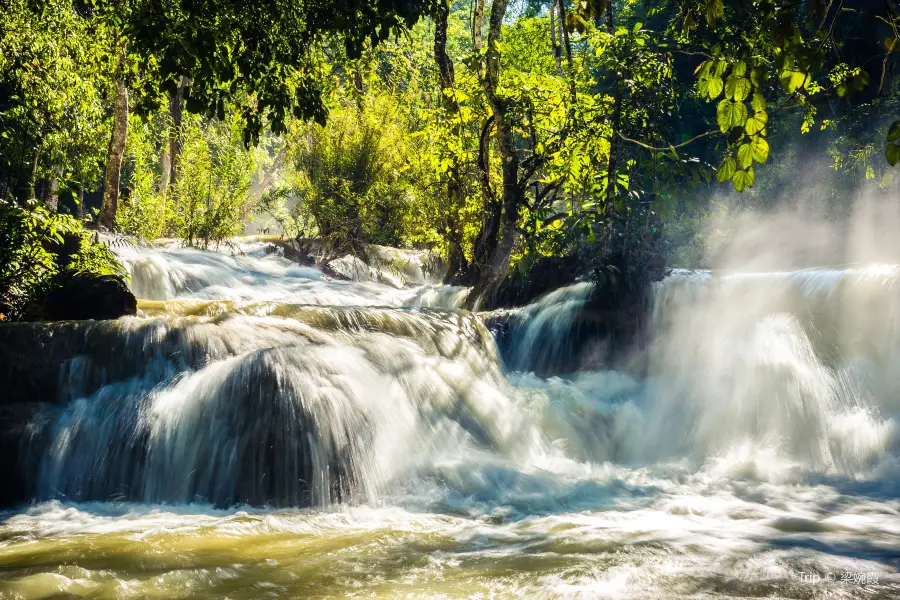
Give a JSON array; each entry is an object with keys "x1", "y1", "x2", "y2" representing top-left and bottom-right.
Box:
[
  {"x1": 286, "y1": 94, "x2": 415, "y2": 252},
  {"x1": 0, "y1": 200, "x2": 125, "y2": 319},
  {"x1": 167, "y1": 115, "x2": 261, "y2": 248},
  {"x1": 116, "y1": 114, "x2": 170, "y2": 240}
]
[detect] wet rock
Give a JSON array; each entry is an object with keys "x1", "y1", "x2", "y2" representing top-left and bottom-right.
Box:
[
  {"x1": 22, "y1": 271, "x2": 137, "y2": 322},
  {"x1": 487, "y1": 255, "x2": 583, "y2": 310},
  {"x1": 0, "y1": 402, "x2": 58, "y2": 507},
  {"x1": 326, "y1": 254, "x2": 373, "y2": 282}
]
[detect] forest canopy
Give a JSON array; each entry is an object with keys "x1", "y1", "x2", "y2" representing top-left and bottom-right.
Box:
[{"x1": 1, "y1": 0, "x2": 898, "y2": 314}]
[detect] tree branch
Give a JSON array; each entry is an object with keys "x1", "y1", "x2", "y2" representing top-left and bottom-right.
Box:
[
  {"x1": 477, "y1": 114, "x2": 496, "y2": 201},
  {"x1": 616, "y1": 130, "x2": 718, "y2": 152}
]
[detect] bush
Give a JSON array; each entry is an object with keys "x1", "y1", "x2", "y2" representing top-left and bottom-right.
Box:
[
  {"x1": 117, "y1": 111, "x2": 263, "y2": 248},
  {"x1": 286, "y1": 94, "x2": 415, "y2": 252},
  {"x1": 0, "y1": 201, "x2": 125, "y2": 320},
  {"x1": 116, "y1": 113, "x2": 170, "y2": 240},
  {"x1": 169, "y1": 115, "x2": 262, "y2": 248}
]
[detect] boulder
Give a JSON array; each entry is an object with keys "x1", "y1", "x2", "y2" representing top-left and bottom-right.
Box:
[
  {"x1": 326, "y1": 254, "x2": 373, "y2": 282},
  {"x1": 22, "y1": 271, "x2": 137, "y2": 322},
  {"x1": 0, "y1": 402, "x2": 58, "y2": 506}
]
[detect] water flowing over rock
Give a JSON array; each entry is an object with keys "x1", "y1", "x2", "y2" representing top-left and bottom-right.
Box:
[
  {"x1": 21, "y1": 310, "x2": 503, "y2": 507},
  {"x1": 2, "y1": 244, "x2": 900, "y2": 598},
  {"x1": 21, "y1": 271, "x2": 136, "y2": 322}
]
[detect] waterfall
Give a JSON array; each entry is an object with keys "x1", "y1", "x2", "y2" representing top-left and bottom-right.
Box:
[
  {"x1": 9, "y1": 245, "x2": 900, "y2": 508},
  {"x1": 28, "y1": 309, "x2": 521, "y2": 507},
  {"x1": 4, "y1": 244, "x2": 900, "y2": 598},
  {"x1": 645, "y1": 266, "x2": 900, "y2": 473},
  {"x1": 485, "y1": 282, "x2": 598, "y2": 375}
]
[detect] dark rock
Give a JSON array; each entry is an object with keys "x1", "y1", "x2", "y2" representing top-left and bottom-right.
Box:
[
  {"x1": 0, "y1": 402, "x2": 58, "y2": 507},
  {"x1": 0, "y1": 324, "x2": 65, "y2": 404},
  {"x1": 22, "y1": 271, "x2": 137, "y2": 322},
  {"x1": 483, "y1": 306, "x2": 614, "y2": 376},
  {"x1": 487, "y1": 255, "x2": 582, "y2": 310},
  {"x1": 482, "y1": 249, "x2": 663, "y2": 376}
]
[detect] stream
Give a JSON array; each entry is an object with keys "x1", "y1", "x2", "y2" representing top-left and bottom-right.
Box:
[{"x1": 1, "y1": 242, "x2": 899, "y2": 599}]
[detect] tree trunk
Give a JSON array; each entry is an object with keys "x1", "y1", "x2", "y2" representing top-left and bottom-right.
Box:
[
  {"x1": 473, "y1": 0, "x2": 485, "y2": 50},
  {"x1": 353, "y1": 61, "x2": 364, "y2": 96},
  {"x1": 159, "y1": 147, "x2": 171, "y2": 195},
  {"x1": 435, "y1": 0, "x2": 457, "y2": 115},
  {"x1": 604, "y1": 0, "x2": 622, "y2": 256},
  {"x1": 550, "y1": 1, "x2": 563, "y2": 76},
  {"x1": 45, "y1": 171, "x2": 60, "y2": 211},
  {"x1": 469, "y1": 0, "x2": 524, "y2": 304},
  {"x1": 76, "y1": 182, "x2": 84, "y2": 218},
  {"x1": 99, "y1": 78, "x2": 129, "y2": 231},
  {"x1": 558, "y1": 0, "x2": 573, "y2": 72},
  {"x1": 168, "y1": 78, "x2": 186, "y2": 190},
  {"x1": 435, "y1": 0, "x2": 469, "y2": 283},
  {"x1": 557, "y1": 0, "x2": 577, "y2": 106},
  {"x1": 467, "y1": 116, "x2": 501, "y2": 280},
  {"x1": 467, "y1": 0, "x2": 496, "y2": 279},
  {"x1": 27, "y1": 143, "x2": 41, "y2": 201}
]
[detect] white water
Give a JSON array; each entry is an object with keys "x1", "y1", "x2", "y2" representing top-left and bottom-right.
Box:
[
  {"x1": 116, "y1": 240, "x2": 470, "y2": 309},
  {"x1": 2, "y1": 244, "x2": 900, "y2": 598}
]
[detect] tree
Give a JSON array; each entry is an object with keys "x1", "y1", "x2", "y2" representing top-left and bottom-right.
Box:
[
  {"x1": 120, "y1": 0, "x2": 433, "y2": 143},
  {"x1": 0, "y1": 0, "x2": 112, "y2": 207},
  {"x1": 99, "y1": 61, "x2": 129, "y2": 231},
  {"x1": 433, "y1": 0, "x2": 469, "y2": 281}
]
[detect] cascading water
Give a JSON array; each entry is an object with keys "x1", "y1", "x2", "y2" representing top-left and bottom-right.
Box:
[
  {"x1": 1, "y1": 242, "x2": 899, "y2": 599},
  {"x1": 488, "y1": 281, "x2": 598, "y2": 374}
]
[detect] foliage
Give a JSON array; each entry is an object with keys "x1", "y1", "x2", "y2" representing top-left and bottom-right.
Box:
[
  {"x1": 115, "y1": 113, "x2": 170, "y2": 239},
  {"x1": 888, "y1": 121, "x2": 900, "y2": 167},
  {"x1": 3, "y1": 0, "x2": 898, "y2": 307},
  {"x1": 168, "y1": 114, "x2": 264, "y2": 247},
  {"x1": 0, "y1": 201, "x2": 124, "y2": 319},
  {"x1": 0, "y1": 0, "x2": 112, "y2": 204},
  {"x1": 120, "y1": 0, "x2": 433, "y2": 143},
  {"x1": 115, "y1": 109, "x2": 266, "y2": 247},
  {"x1": 285, "y1": 92, "x2": 418, "y2": 250},
  {"x1": 664, "y1": 0, "x2": 900, "y2": 189}
]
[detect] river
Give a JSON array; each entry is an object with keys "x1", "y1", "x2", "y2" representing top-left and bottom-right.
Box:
[{"x1": 1, "y1": 242, "x2": 898, "y2": 599}]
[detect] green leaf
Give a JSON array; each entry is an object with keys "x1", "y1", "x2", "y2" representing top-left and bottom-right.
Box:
[
  {"x1": 731, "y1": 61, "x2": 747, "y2": 77},
  {"x1": 888, "y1": 121, "x2": 900, "y2": 143},
  {"x1": 717, "y1": 100, "x2": 748, "y2": 132},
  {"x1": 698, "y1": 77, "x2": 708, "y2": 96},
  {"x1": 750, "y1": 93, "x2": 766, "y2": 112},
  {"x1": 705, "y1": 0, "x2": 724, "y2": 24},
  {"x1": 716, "y1": 156, "x2": 737, "y2": 182},
  {"x1": 750, "y1": 67, "x2": 767, "y2": 88},
  {"x1": 750, "y1": 136, "x2": 769, "y2": 163},
  {"x1": 717, "y1": 100, "x2": 731, "y2": 132},
  {"x1": 725, "y1": 76, "x2": 751, "y2": 101},
  {"x1": 745, "y1": 111, "x2": 768, "y2": 135},
  {"x1": 737, "y1": 143, "x2": 753, "y2": 169},
  {"x1": 887, "y1": 143, "x2": 900, "y2": 167},
  {"x1": 733, "y1": 167, "x2": 754, "y2": 191},
  {"x1": 780, "y1": 69, "x2": 807, "y2": 93},
  {"x1": 706, "y1": 76, "x2": 723, "y2": 99},
  {"x1": 712, "y1": 59, "x2": 727, "y2": 77}
]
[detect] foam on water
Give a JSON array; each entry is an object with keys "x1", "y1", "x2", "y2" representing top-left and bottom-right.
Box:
[
  {"x1": 3, "y1": 246, "x2": 900, "y2": 598},
  {"x1": 115, "y1": 240, "x2": 469, "y2": 309}
]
